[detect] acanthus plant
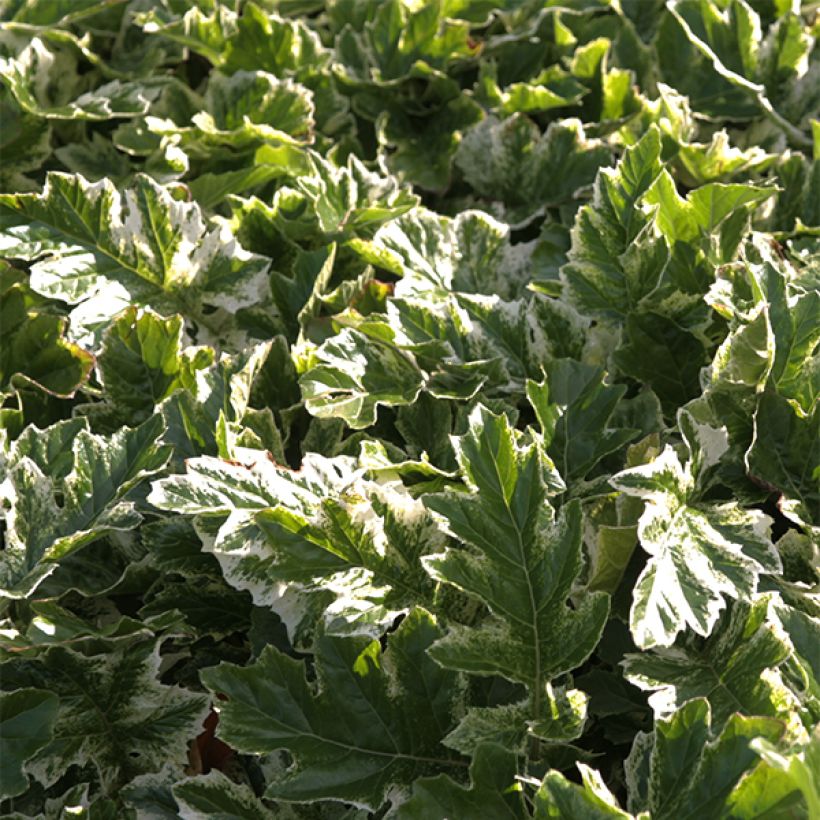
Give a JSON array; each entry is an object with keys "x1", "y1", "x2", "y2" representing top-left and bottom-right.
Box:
[{"x1": 0, "y1": 0, "x2": 818, "y2": 818}]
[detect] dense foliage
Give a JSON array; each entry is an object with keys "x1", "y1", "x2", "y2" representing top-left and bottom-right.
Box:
[{"x1": 0, "y1": 0, "x2": 818, "y2": 817}]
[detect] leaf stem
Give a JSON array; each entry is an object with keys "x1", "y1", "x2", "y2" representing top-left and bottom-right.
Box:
[{"x1": 757, "y1": 95, "x2": 812, "y2": 150}]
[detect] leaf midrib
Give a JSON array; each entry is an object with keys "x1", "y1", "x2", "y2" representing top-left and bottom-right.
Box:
[
  {"x1": 51, "y1": 183, "x2": 164, "y2": 293},
  {"x1": 487, "y1": 444, "x2": 542, "y2": 711},
  {"x1": 230, "y1": 697, "x2": 466, "y2": 769}
]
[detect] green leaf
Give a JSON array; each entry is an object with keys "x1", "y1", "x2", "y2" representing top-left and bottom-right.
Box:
[
  {"x1": 80, "y1": 307, "x2": 185, "y2": 427},
  {"x1": 0, "y1": 688, "x2": 59, "y2": 799},
  {"x1": 222, "y1": 3, "x2": 329, "y2": 78},
  {"x1": 454, "y1": 115, "x2": 610, "y2": 225},
  {"x1": 268, "y1": 243, "x2": 337, "y2": 340},
  {"x1": 666, "y1": 0, "x2": 811, "y2": 147},
  {"x1": 612, "y1": 444, "x2": 779, "y2": 648},
  {"x1": 454, "y1": 294, "x2": 580, "y2": 392},
  {"x1": 482, "y1": 62, "x2": 589, "y2": 115},
  {"x1": 121, "y1": 765, "x2": 184, "y2": 819},
  {"x1": 351, "y1": 206, "x2": 534, "y2": 300},
  {"x1": 769, "y1": 597, "x2": 820, "y2": 706},
  {"x1": 148, "y1": 70, "x2": 315, "y2": 151},
  {"x1": 300, "y1": 328, "x2": 424, "y2": 429},
  {"x1": 440, "y1": 700, "x2": 531, "y2": 757},
  {"x1": 156, "y1": 339, "x2": 288, "y2": 461},
  {"x1": 376, "y1": 95, "x2": 483, "y2": 191},
  {"x1": 708, "y1": 241, "x2": 818, "y2": 419},
  {"x1": 139, "y1": 1, "x2": 329, "y2": 80},
  {"x1": 709, "y1": 308, "x2": 774, "y2": 392},
  {"x1": 187, "y1": 162, "x2": 293, "y2": 209},
  {"x1": 5, "y1": 0, "x2": 128, "y2": 26},
  {"x1": 770, "y1": 288, "x2": 819, "y2": 418},
  {"x1": 423, "y1": 405, "x2": 609, "y2": 717},
  {"x1": 139, "y1": 575, "x2": 251, "y2": 638},
  {"x1": 201, "y1": 609, "x2": 464, "y2": 811},
  {"x1": 334, "y1": 0, "x2": 477, "y2": 85},
  {"x1": 0, "y1": 89, "x2": 51, "y2": 179},
  {"x1": 0, "y1": 37, "x2": 162, "y2": 120},
  {"x1": 0, "y1": 172, "x2": 270, "y2": 322},
  {"x1": 640, "y1": 698, "x2": 784, "y2": 818},
  {"x1": 172, "y1": 770, "x2": 272, "y2": 819},
  {"x1": 749, "y1": 730, "x2": 820, "y2": 819},
  {"x1": 644, "y1": 170, "x2": 776, "y2": 255},
  {"x1": 148, "y1": 448, "x2": 441, "y2": 641},
  {"x1": 0, "y1": 415, "x2": 171, "y2": 599},
  {"x1": 533, "y1": 359, "x2": 639, "y2": 485},
  {"x1": 581, "y1": 493, "x2": 642, "y2": 597},
  {"x1": 613, "y1": 312, "x2": 708, "y2": 415},
  {"x1": 529, "y1": 684, "x2": 591, "y2": 744},
  {"x1": 722, "y1": 758, "x2": 809, "y2": 819},
  {"x1": 673, "y1": 130, "x2": 776, "y2": 186},
  {"x1": 0, "y1": 0, "x2": 816, "y2": 812},
  {"x1": 623, "y1": 595, "x2": 800, "y2": 732},
  {"x1": 0, "y1": 636, "x2": 208, "y2": 791},
  {"x1": 396, "y1": 743, "x2": 526, "y2": 819},
  {"x1": 562, "y1": 126, "x2": 667, "y2": 321},
  {"x1": 1, "y1": 415, "x2": 85, "y2": 482},
  {"x1": 442, "y1": 684, "x2": 588, "y2": 757},
  {"x1": 541, "y1": 697, "x2": 787, "y2": 819},
  {"x1": 0, "y1": 263, "x2": 94, "y2": 397},
  {"x1": 9, "y1": 600, "x2": 178, "y2": 650},
  {"x1": 136, "y1": 4, "x2": 236, "y2": 65},
  {"x1": 535, "y1": 763, "x2": 631, "y2": 818},
  {"x1": 334, "y1": 301, "x2": 482, "y2": 403},
  {"x1": 286, "y1": 151, "x2": 418, "y2": 240},
  {"x1": 54, "y1": 133, "x2": 132, "y2": 185},
  {"x1": 747, "y1": 391, "x2": 819, "y2": 524},
  {"x1": 328, "y1": 294, "x2": 578, "y2": 412}
]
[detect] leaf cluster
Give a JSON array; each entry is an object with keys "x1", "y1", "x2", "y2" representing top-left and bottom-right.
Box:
[{"x1": 0, "y1": 0, "x2": 818, "y2": 818}]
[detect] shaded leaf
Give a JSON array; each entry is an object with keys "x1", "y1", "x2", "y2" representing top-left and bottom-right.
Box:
[
  {"x1": 0, "y1": 688, "x2": 59, "y2": 799},
  {"x1": 395, "y1": 743, "x2": 525, "y2": 819},
  {"x1": 0, "y1": 637, "x2": 208, "y2": 790},
  {"x1": 201, "y1": 609, "x2": 464, "y2": 811}
]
